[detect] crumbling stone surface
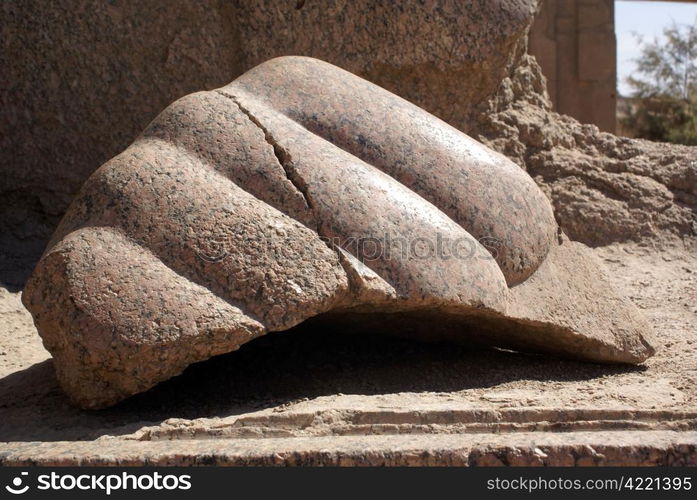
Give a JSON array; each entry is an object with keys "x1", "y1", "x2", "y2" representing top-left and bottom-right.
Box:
[
  {"x1": 23, "y1": 57, "x2": 654, "y2": 409},
  {"x1": 473, "y1": 55, "x2": 697, "y2": 246}
]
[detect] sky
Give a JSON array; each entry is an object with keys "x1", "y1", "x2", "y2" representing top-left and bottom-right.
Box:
[{"x1": 616, "y1": 1, "x2": 697, "y2": 96}]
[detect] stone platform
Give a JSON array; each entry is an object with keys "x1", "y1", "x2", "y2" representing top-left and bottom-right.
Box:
[
  {"x1": 1, "y1": 243, "x2": 695, "y2": 466},
  {"x1": 3, "y1": 429, "x2": 697, "y2": 467}
]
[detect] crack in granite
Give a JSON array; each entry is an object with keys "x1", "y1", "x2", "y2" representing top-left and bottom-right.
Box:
[
  {"x1": 215, "y1": 90, "x2": 372, "y2": 297},
  {"x1": 216, "y1": 91, "x2": 314, "y2": 216}
]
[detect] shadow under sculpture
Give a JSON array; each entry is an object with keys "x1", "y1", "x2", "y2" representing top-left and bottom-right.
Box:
[{"x1": 23, "y1": 57, "x2": 655, "y2": 409}]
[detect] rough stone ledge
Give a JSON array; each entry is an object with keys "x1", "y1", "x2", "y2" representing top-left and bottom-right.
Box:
[
  {"x1": 126, "y1": 407, "x2": 697, "y2": 441},
  {"x1": 2, "y1": 431, "x2": 696, "y2": 466}
]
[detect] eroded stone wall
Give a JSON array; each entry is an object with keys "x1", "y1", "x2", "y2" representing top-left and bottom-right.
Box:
[{"x1": 472, "y1": 56, "x2": 696, "y2": 245}]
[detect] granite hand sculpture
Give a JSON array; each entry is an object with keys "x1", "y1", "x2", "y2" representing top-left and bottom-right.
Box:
[{"x1": 23, "y1": 57, "x2": 655, "y2": 409}]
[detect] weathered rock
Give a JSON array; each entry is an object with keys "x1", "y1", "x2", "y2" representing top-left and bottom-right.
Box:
[
  {"x1": 5, "y1": 0, "x2": 693, "y2": 289},
  {"x1": 473, "y1": 55, "x2": 697, "y2": 246},
  {"x1": 23, "y1": 57, "x2": 654, "y2": 409},
  {"x1": 0, "y1": 0, "x2": 242, "y2": 288},
  {"x1": 1, "y1": 0, "x2": 539, "y2": 290},
  {"x1": 3, "y1": 430, "x2": 697, "y2": 466}
]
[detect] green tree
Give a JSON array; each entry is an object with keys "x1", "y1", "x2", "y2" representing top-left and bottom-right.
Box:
[{"x1": 621, "y1": 20, "x2": 697, "y2": 145}]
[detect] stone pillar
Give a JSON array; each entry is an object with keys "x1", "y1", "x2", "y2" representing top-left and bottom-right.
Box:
[{"x1": 529, "y1": 0, "x2": 617, "y2": 133}]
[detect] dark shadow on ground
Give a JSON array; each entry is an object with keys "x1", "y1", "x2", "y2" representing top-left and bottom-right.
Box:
[
  {"x1": 0, "y1": 324, "x2": 644, "y2": 442},
  {"x1": 0, "y1": 215, "x2": 51, "y2": 292}
]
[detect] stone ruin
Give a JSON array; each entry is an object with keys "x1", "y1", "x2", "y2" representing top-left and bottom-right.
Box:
[
  {"x1": 4, "y1": 0, "x2": 693, "y2": 287},
  {"x1": 23, "y1": 57, "x2": 654, "y2": 408},
  {"x1": 2, "y1": 0, "x2": 696, "y2": 465}
]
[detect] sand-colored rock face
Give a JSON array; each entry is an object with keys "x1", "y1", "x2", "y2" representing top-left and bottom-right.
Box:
[
  {"x1": 473, "y1": 55, "x2": 697, "y2": 246},
  {"x1": 23, "y1": 57, "x2": 654, "y2": 409}
]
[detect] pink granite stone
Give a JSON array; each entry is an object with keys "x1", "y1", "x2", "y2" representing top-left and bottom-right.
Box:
[{"x1": 23, "y1": 57, "x2": 654, "y2": 409}]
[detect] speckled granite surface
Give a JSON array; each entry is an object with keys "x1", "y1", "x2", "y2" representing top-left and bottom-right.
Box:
[
  {"x1": 1, "y1": 0, "x2": 538, "y2": 291},
  {"x1": 1, "y1": 0, "x2": 242, "y2": 287},
  {"x1": 233, "y1": 0, "x2": 537, "y2": 132},
  {"x1": 22, "y1": 57, "x2": 653, "y2": 410}
]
